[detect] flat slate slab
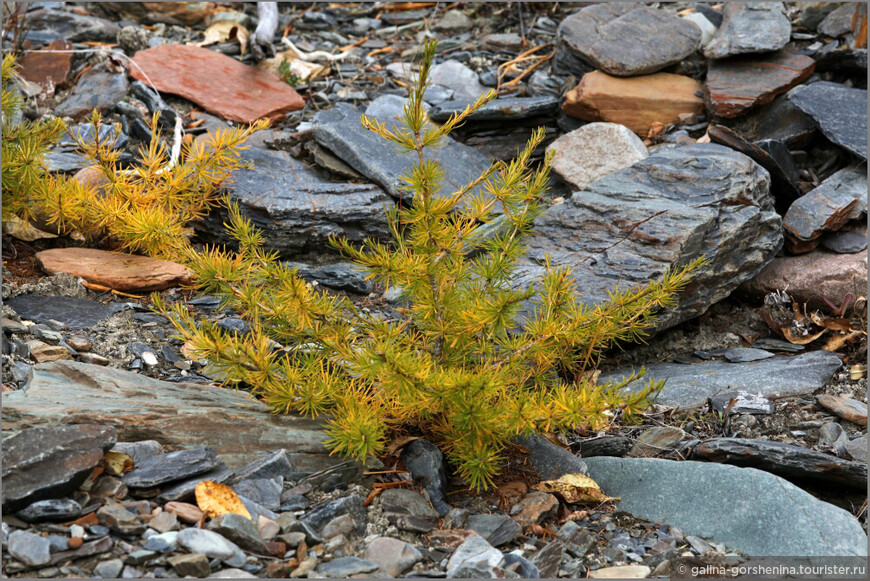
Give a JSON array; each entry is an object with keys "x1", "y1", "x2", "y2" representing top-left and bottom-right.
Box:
[
  {"x1": 1, "y1": 361, "x2": 338, "y2": 472},
  {"x1": 557, "y1": 3, "x2": 701, "y2": 76},
  {"x1": 584, "y1": 456, "x2": 867, "y2": 557},
  {"x1": 427, "y1": 96, "x2": 559, "y2": 122},
  {"x1": 598, "y1": 351, "x2": 842, "y2": 409},
  {"x1": 54, "y1": 62, "x2": 128, "y2": 119},
  {"x1": 130, "y1": 44, "x2": 304, "y2": 123},
  {"x1": 5, "y1": 294, "x2": 114, "y2": 329},
  {"x1": 789, "y1": 81, "x2": 868, "y2": 160},
  {"x1": 704, "y1": 51, "x2": 815, "y2": 118},
  {"x1": 703, "y1": 3, "x2": 791, "y2": 60},
  {"x1": 783, "y1": 164, "x2": 866, "y2": 247},
  {"x1": 312, "y1": 104, "x2": 493, "y2": 206},
  {"x1": 35, "y1": 248, "x2": 193, "y2": 292}
]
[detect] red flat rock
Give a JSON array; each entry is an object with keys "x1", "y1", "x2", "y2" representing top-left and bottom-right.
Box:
[
  {"x1": 130, "y1": 44, "x2": 304, "y2": 123},
  {"x1": 18, "y1": 39, "x2": 73, "y2": 93},
  {"x1": 36, "y1": 247, "x2": 193, "y2": 292},
  {"x1": 704, "y1": 51, "x2": 815, "y2": 118}
]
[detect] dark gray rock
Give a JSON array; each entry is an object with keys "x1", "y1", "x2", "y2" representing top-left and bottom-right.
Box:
[
  {"x1": 229, "y1": 449, "x2": 294, "y2": 485},
  {"x1": 54, "y1": 63, "x2": 128, "y2": 119},
  {"x1": 22, "y1": 8, "x2": 120, "y2": 44},
  {"x1": 446, "y1": 534, "x2": 504, "y2": 578},
  {"x1": 312, "y1": 104, "x2": 492, "y2": 206},
  {"x1": 130, "y1": 81, "x2": 177, "y2": 129},
  {"x1": 512, "y1": 433, "x2": 588, "y2": 479},
  {"x1": 818, "y1": 3, "x2": 860, "y2": 38},
  {"x1": 578, "y1": 435, "x2": 631, "y2": 458},
  {"x1": 723, "y1": 348, "x2": 775, "y2": 363},
  {"x1": 232, "y1": 478, "x2": 282, "y2": 511},
  {"x1": 693, "y1": 438, "x2": 866, "y2": 489},
  {"x1": 428, "y1": 60, "x2": 487, "y2": 102},
  {"x1": 584, "y1": 456, "x2": 867, "y2": 557},
  {"x1": 2, "y1": 361, "x2": 338, "y2": 472},
  {"x1": 298, "y1": 460, "x2": 364, "y2": 491},
  {"x1": 821, "y1": 230, "x2": 867, "y2": 254},
  {"x1": 315, "y1": 556, "x2": 380, "y2": 578},
  {"x1": 378, "y1": 488, "x2": 439, "y2": 533},
  {"x1": 466, "y1": 514, "x2": 522, "y2": 547},
  {"x1": 43, "y1": 150, "x2": 89, "y2": 174},
  {"x1": 600, "y1": 350, "x2": 842, "y2": 409},
  {"x1": 156, "y1": 463, "x2": 235, "y2": 503},
  {"x1": 58, "y1": 122, "x2": 127, "y2": 150},
  {"x1": 197, "y1": 146, "x2": 394, "y2": 259},
  {"x1": 122, "y1": 447, "x2": 219, "y2": 488},
  {"x1": 301, "y1": 494, "x2": 367, "y2": 535},
  {"x1": 7, "y1": 530, "x2": 52, "y2": 567},
  {"x1": 207, "y1": 513, "x2": 269, "y2": 554},
  {"x1": 800, "y1": 3, "x2": 838, "y2": 30},
  {"x1": 529, "y1": 541, "x2": 563, "y2": 578},
  {"x1": 730, "y1": 92, "x2": 817, "y2": 147},
  {"x1": 400, "y1": 439, "x2": 450, "y2": 516},
  {"x1": 365, "y1": 94, "x2": 428, "y2": 128},
  {"x1": 784, "y1": 164, "x2": 867, "y2": 245},
  {"x1": 16, "y1": 499, "x2": 82, "y2": 523},
  {"x1": 6, "y1": 294, "x2": 113, "y2": 329},
  {"x1": 557, "y1": 4, "x2": 701, "y2": 77},
  {"x1": 428, "y1": 96, "x2": 560, "y2": 122},
  {"x1": 789, "y1": 82, "x2": 868, "y2": 160},
  {"x1": 111, "y1": 440, "x2": 163, "y2": 466},
  {"x1": 96, "y1": 503, "x2": 146, "y2": 535},
  {"x1": 287, "y1": 262, "x2": 373, "y2": 295},
  {"x1": 176, "y1": 528, "x2": 245, "y2": 567},
  {"x1": 513, "y1": 144, "x2": 782, "y2": 333},
  {"x1": 703, "y1": 3, "x2": 791, "y2": 59},
  {"x1": 1, "y1": 424, "x2": 116, "y2": 511}
]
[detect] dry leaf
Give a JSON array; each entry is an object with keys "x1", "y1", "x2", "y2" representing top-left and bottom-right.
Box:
[
  {"x1": 101, "y1": 450, "x2": 135, "y2": 476},
  {"x1": 2, "y1": 215, "x2": 58, "y2": 241},
  {"x1": 195, "y1": 480, "x2": 251, "y2": 519},
  {"x1": 782, "y1": 326, "x2": 827, "y2": 345},
  {"x1": 533, "y1": 473, "x2": 619, "y2": 505},
  {"x1": 385, "y1": 435, "x2": 421, "y2": 457},
  {"x1": 850, "y1": 364, "x2": 867, "y2": 380},
  {"x1": 823, "y1": 330, "x2": 864, "y2": 352},
  {"x1": 258, "y1": 50, "x2": 327, "y2": 81},
  {"x1": 194, "y1": 21, "x2": 250, "y2": 55}
]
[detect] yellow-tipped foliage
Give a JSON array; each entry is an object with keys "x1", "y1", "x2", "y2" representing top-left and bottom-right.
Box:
[{"x1": 163, "y1": 40, "x2": 704, "y2": 491}]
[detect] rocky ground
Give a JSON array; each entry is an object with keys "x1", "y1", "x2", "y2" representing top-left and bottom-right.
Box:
[{"x1": 2, "y1": 1, "x2": 868, "y2": 579}]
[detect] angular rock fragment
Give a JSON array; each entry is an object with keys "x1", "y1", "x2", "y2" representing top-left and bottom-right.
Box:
[
  {"x1": 729, "y1": 93, "x2": 818, "y2": 147},
  {"x1": 378, "y1": 489, "x2": 439, "y2": 533},
  {"x1": 547, "y1": 122, "x2": 648, "y2": 191},
  {"x1": 54, "y1": 62, "x2": 128, "y2": 119},
  {"x1": 703, "y1": 3, "x2": 791, "y2": 59},
  {"x1": 816, "y1": 394, "x2": 868, "y2": 427},
  {"x1": 5, "y1": 294, "x2": 114, "y2": 330},
  {"x1": 123, "y1": 447, "x2": 219, "y2": 488},
  {"x1": 427, "y1": 96, "x2": 560, "y2": 122},
  {"x1": 818, "y1": 3, "x2": 862, "y2": 38},
  {"x1": 789, "y1": 82, "x2": 868, "y2": 160},
  {"x1": 17, "y1": 39, "x2": 73, "y2": 93},
  {"x1": 36, "y1": 248, "x2": 193, "y2": 292},
  {"x1": 466, "y1": 514, "x2": 521, "y2": 547},
  {"x1": 21, "y1": 8, "x2": 120, "y2": 45}
]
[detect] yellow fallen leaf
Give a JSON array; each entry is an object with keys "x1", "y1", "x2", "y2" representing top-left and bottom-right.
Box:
[
  {"x1": 193, "y1": 21, "x2": 250, "y2": 55},
  {"x1": 533, "y1": 473, "x2": 619, "y2": 505},
  {"x1": 258, "y1": 50, "x2": 328, "y2": 82},
  {"x1": 101, "y1": 450, "x2": 134, "y2": 476},
  {"x1": 195, "y1": 481, "x2": 251, "y2": 519},
  {"x1": 2, "y1": 215, "x2": 58, "y2": 241}
]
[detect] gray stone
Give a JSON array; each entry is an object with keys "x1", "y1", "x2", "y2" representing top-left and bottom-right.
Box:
[
  {"x1": 514, "y1": 143, "x2": 782, "y2": 333},
  {"x1": 600, "y1": 351, "x2": 842, "y2": 409},
  {"x1": 503, "y1": 553, "x2": 540, "y2": 578},
  {"x1": 547, "y1": 122, "x2": 648, "y2": 191},
  {"x1": 428, "y1": 60, "x2": 487, "y2": 102},
  {"x1": 821, "y1": 230, "x2": 868, "y2": 254},
  {"x1": 210, "y1": 569, "x2": 257, "y2": 578},
  {"x1": 207, "y1": 513, "x2": 268, "y2": 554},
  {"x1": 167, "y1": 553, "x2": 211, "y2": 578},
  {"x1": 111, "y1": 440, "x2": 163, "y2": 466},
  {"x1": 466, "y1": 513, "x2": 522, "y2": 547},
  {"x1": 7, "y1": 530, "x2": 52, "y2": 567},
  {"x1": 156, "y1": 462, "x2": 235, "y2": 503},
  {"x1": 428, "y1": 96, "x2": 560, "y2": 122},
  {"x1": 364, "y1": 536, "x2": 423, "y2": 577},
  {"x1": 446, "y1": 534, "x2": 504, "y2": 578},
  {"x1": 1, "y1": 424, "x2": 116, "y2": 511},
  {"x1": 557, "y1": 4, "x2": 701, "y2": 76},
  {"x1": 482, "y1": 33, "x2": 525, "y2": 52},
  {"x1": 784, "y1": 164, "x2": 867, "y2": 245},
  {"x1": 433, "y1": 9, "x2": 472, "y2": 33},
  {"x1": 125, "y1": 549, "x2": 157, "y2": 565},
  {"x1": 93, "y1": 558, "x2": 125, "y2": 578},
  {"x1": 322, "y1": 513, "x2": 355, "y2": 539},
  {"x1": 529, "y1": 541, "x2": 564, "y2": 578},
  {"x1": 176, "y1": 528, "x2": 246, "y2": 567},
  {"x1": 584, "y1": 456, "x2": 867, "y2": 556},
  {"x1": 730, "y1": 92, "x2": 818, "y2": 147},
  {"x1": 237, "y1": 494, "x2": 278, "y2": 523},
  {"x1": 512, "y1": 433, "x2": 588, "y2": 479},
  {"x1": 365, "y1": 94, "x2": 428, "y2": 128},
  {"x1": 55, "y1": 63, "x2": 128, "y2": 119},
  {"x1": 313, "y1": 104, "x2": 492, "y2": 206},
  {"x1": 819, "y1": 422, "x2": 850, "y2": 456},
  {"x1": 845, "y1": 434, "x2": 868, "y2": 462},
  {"x1": 232, "y1": 478, "x2": 282, "y2": 511},
  {"x1": 6, "y1": 294, "x2": 113, "y2": 329},
  {"x1": 143, "y1": 531, "x2": 179, "y2": 553},
  {"x1": 627, "y1": 426, "x2": 685, "y2": 457},
  {"x1": 703, "y1": 3, "x2": 791, "y2": 59},
  {"x1": 21, "y1": 8, "x2": 120, "y2": 44},
  {"x1": 723, "y1": 348, "x2": 775, "y2": 363},
  {"x1": 122, "y1": 447, "x2": 219, "y2": 488},
  {"x1": 800, "y1": 3, "x2": 839, "y2": 30},
  {"x1": 789, "y1": 82, "x2": 868, "y2": 160},
  {"x1": 400, "y1": 438, "x2": 450, "y2": 516},
  {"x1": 97, "y1": 503, "x2": 146, "y2": 535},
  {"x1": 301, "y1": 494, "x2": 367, "y2": 535},
  {"x1": 379, "y1": 488, "x2": 439, "y2": 533},
  {"x1": 710, "y1": 391, "x2": 775, "y2": 415},
  {"x1": 16, "y1": 499, "x2": 82, "y2": 523},
  {"x1": 287, "y1": 262, "x2": 373, "y2": 295},
  {"x1": 197, "y1": 146, "x2": 394, "y2": 259},
  {"x1": 818, "y1": 3, "x2": 860, "y2": 38},
  {"x1": 315, "y1": 556, "x2": 379, "y2": 578},
  {"x1": 2, "y1": 361, "x2": 338, "y2": 472}
]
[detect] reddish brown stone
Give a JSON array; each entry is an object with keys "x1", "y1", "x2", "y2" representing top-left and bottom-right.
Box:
[
  {"x1": 562, "y1": 71, "x2": 703, "y2": 137},
  {"x1": 511, "y1": 491, "x2": 559, "y2": 527},
  {"x1": 705, "y1": 51, "x2": 816, "y2": 118},
  {"x1": 816, "y1": 394, "x2": 868, "y2": 427},
  {"x1": 130, "y1": 44, "x2": 304, "y2": 123},
  {"x1": 165, "y1": 501, "x2": 204, "y2": 523},
  {"x1": 18, "y1": 39, "x2": 73, "y2": 93},
  {"x1": 36, "y1": 247, "x2": 193, "y2": 292},
  {"x1": 67, "y1": 536, "x2": 84, "y2": 549},
  {"x1": 424, "y1": 529, "x2": 476, "y2": 550}
]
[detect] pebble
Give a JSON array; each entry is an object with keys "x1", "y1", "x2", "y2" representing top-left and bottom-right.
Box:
[
  {"x1": 7, "y1": 530, "x2": 52, "y2": 567},
  {"x1": 364, "y1": 536, "x2": 423, "y2": 577},
  {"x1": 176, "y1": 528, "x2": 246, "y2": 567},
  {"x1": 167, "y1": 553, "x2": 212, "y2": 578},
  {"x1": 547, "y1": 122, "x2": 648, "y2": 191}
]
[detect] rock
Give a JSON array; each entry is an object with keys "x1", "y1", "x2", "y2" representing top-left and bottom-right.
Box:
[
  {"x1": 165, "y1": 502, "x2": 205, "y2": 524},
  {"x1": 315, "y1": 556, "x2": 380, "y2": 578},
  {"x1": 628, "y1": 426, "x2": 686, "y2": 457},
  {"x1": 2, "y1": 361, "x2": 337, "y2": 472},
  {"x1": 167, "y1": 553, "x2": 211, "y2": 578},
  {"x1": 322, "y1": 513, "x2": 354, "y2": 539},
  {"x1": 291, "y1": 556, "x2": 318, "y2": 578},
  {"x1": 710, "y1": 391, "x2": 775, "y2": 415},
  {"x1": 130, "y1": 81, "x2": 178, "y2": 128},
  {"x1": 21, "y1": 8, "x2": 120, "y2": 45},
  {"x1": 481, "y1": 33, "x2": 525, "y2": 52},
  {"x1": 16, "y1": 499, "x2": 82, "y2": 523},
  {"x1": 816, "y1": 394, "x2": 868, "y2": 427},
  {"x1": 601, "y1": 351, "x2": 842, "y2": 409},
  {"x1": 845, "y1": 434, "x2": 868, "y2": 462},
  {"x1": 229, "y1": 449, "x2": 294, "y2": 484},
  {"x1": 703, "y1": 3, "x2": 791, "y2": 59},
  {"x1": 530, "y1": 541, "x2": 564, "y2": 578},
  {"x1": 196, "y1": 146, "x2": 393, "y2": 259},
  {"x1": 584, "y1": 456, "x2": 867, "y2": 556},
  {"x1": 800, "y1": 3, "x2": 840, "y2": 30},
  {"x1": 737, "y1": 249, "x2": 867, "y2": 311},
  {"x1": 130, "y1": 44, "x2": 303, "y2": 123},
  {"x1": 7, "y1": 530, "x2": 52, "y2": 567},
  {"x1": 232, "y1": 478, "x2": 282, "y2": 511},
  {"x1": 93, "y1": 558, "x2": 125, "y2": 578},
  {"x1": 434, "y1": 9, "x2": 472, "y2": 33},
  {"x1": 54, "y1": 62, "x2": 128, "y2": 119},
  {"x1": 783, "y1": 164, "x2": 866, "y2": 251},
  {"x1": 1, "y1": 424, "x2": 116, "y2": 511},
  {"x1": 821, "y1": 230, "x2": 867, "y2": 254},
  {"x1": 562, "y1": 71, "x2": 703, "y2": 137},
  {"x1": 514, "y1": 144, "x2": 781, "y2": 332},
  {"x1": 683, "y1": 12, "x2": 717, "y2": 47},
  {"x1": 379, "y1": 488, "x2": 439, "y2": 533},
  {"x1": 556, "y1": 4, "x2": 701, "y2": 77},
  {"x1": 503, "y1": 553, "x2": 540, "y2": 578},
  {"x1": 364, "y1": 537, "x2": 423, "y2": 577},
  {"x1": 588, "y1": 565, "x2": 652, "y2": 578},
  {"x1": 579, "y1": 435, "x2": 632, "y2": 458},
  {"x1": 5, "y1": 294, "x2": 113, "y2": 330},
  {"x1": 177, "y1": 528, "x2": 246, "y2": 567},
  {"x1": 704, "y1": 51, "x2": 815, "y2": 118},
  {"x1": 208, "y1": 513, "x2": 269, "y2": 554},
  {"x1": 97, "y1": 502, "x2": 146, "y2": 535},
  {"x1": 427, "y1": 96, "x2": 560, "y2": 122},
  {"x1": 511, "y1": 491, "x2": 559, "y2": 527},
  {"x1": 722, "y1": 348, "x2": 775, "y2": 363},
  {"x1": 693, "y1": 438, "x2": 866, "y2": 489},
  {"x1": 729, "y1": 92, "x2": 818, "y2": 147},
  {"x1": 513, "y1": 433, "x2": 588, "y2": 479},
  {"x1": 29, "y1": 341, "x2": 73, "y2": 363},
  {"x1": 149, "y1": 511, "x2": 179, "y2": 533},
  {"x1": 95, "y1": 2, "x2": 213, "y2": 26},
  {"x1": 313, "y1": 104, "x2": 492, "y2": 206},
  {"x1": 818, "y1": 3, "x2": 861, "y2": 38},
  {"x1": 122, "y1": 447, "x2": 219, "y2": 488},
  {"x1": 18, "y1": 39, "x2": 72, "y2": 93},
  {"x1": 466, "y1": 513, "x2": 522, "y2": 547},
  {"x1": 789, "y1": 82, "x2": 868, "y2": 160},
  {"x1": 112, "y1": 440, "x2": 163, "y2": 466},
  {"x1": 446, "y1": 534, "x2": 504, "y2": 578},
  {"x1": 546, "y1": 122, "x2": 648, "y2": 191},
  {"x1": 211, "y1": 569, "x2": 257, "y2": 579},
  {"x1": 400, "y1": 439, "x2": 451, "y2": 516},
  {"x1": 288, "y1": 262, "x2": 373, "y2": 295},
  {"x1": 301, "y1": 494, "x2": 366, "y2": 535},
  {"x1": 35, "y1": 248, "x2": 193, "y2": 292},
  {"x1": 428, "y1": 60, "x2": 487, "y2": 102}
]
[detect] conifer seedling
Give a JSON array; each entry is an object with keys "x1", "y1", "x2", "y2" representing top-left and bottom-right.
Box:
[{"x1": 161, "y1": 39, "x2": 704, "y2": 490}]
